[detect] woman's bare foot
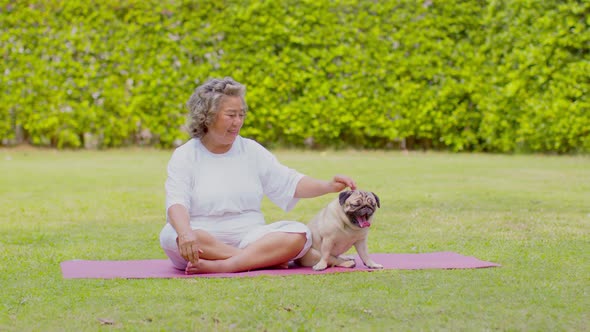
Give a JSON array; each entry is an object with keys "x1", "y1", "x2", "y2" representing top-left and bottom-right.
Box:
[
  {"x1": 185, "y1": 260, "x2": 291, "y2": 274},
  {"x1": 185, "y1": 259, "x2": 228, "y2": 274},
  {"x1": 271, "y1": 262, "x2": 290, "y2": 269}
]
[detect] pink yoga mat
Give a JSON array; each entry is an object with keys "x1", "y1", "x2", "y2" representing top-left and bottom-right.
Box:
[{"x1": 60, "y1": 252, "x2": 499, "y2": 279}]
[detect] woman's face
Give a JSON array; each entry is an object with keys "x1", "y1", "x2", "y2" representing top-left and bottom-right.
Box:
[{"x1": 206, "y1": 95, "x2": 245, "y2": 149}]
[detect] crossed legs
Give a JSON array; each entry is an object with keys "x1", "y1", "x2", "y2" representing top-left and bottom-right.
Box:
[{"x1": 184, "y1": 230, "x2": 307, "y2": 274}]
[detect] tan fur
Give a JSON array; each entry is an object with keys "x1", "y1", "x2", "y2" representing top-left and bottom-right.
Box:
[{"x1": 296, "y1": 191, "x2": 383, "y2": 271}]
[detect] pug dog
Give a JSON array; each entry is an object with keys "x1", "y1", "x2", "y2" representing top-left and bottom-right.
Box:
[{"x1": 296, "y1": 190, "x2": 383, "y2": 271}]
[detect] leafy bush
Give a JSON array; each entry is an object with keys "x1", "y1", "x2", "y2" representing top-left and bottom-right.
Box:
[{"x1": 1, "y1": 0, "x2": 588, "y2": 152}]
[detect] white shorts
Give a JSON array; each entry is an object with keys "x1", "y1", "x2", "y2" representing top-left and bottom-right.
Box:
[{"x1": 159, "y1": 220, "x2": 312, "y2": 269}]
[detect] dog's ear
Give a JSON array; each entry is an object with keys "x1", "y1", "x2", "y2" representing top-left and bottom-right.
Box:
[
  {"x1": 371, "y1": 192, "x2": 380, "y2": 208},
  {"x1": 339, "y1": 190, "x2": 353, "y2": 206}
]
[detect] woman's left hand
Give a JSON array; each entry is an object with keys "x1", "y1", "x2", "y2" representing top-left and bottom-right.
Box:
[
  {"x1": 331, "y1": 174, "x2": 357, "y2": 192},
  {"x1": 295, "y1": 174, "x2": 357, "y2": 198}
]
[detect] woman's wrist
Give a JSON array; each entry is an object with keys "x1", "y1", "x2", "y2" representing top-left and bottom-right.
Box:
[{"x1": 177, "y1": 229, "x2": 194, "y2": 239}]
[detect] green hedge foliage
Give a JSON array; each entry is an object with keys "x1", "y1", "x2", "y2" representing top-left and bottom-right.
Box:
[{"x1": 1, "y1": 0, "x2": 589, "y2": 152}]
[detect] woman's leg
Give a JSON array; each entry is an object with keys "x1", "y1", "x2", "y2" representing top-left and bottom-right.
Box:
[
  {"x1": 160, "y1": 223, "x2": 241, "y2": 269},
  {"x1": 183, "y1": 229, "x2": 241, "y2": 260},
  {"x1": 185, "y1": 232, "x2": 307, "y2": 274}
]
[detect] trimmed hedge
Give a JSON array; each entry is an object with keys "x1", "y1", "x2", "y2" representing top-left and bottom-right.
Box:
[{"x1": 1, "y1": 0, "x2": 589, "y2": 152}]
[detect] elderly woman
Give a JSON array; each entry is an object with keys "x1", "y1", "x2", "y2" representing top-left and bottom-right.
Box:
[{"x1": 159, "y1": 77, "x2": 356, "y2": 274}]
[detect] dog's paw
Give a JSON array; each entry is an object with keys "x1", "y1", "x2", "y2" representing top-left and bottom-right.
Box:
[
  {"x1": 337, "y1": 260, "x2": 356, "y2": 268},
  {"x1": 366, "y1": 263, "x2": 384, "y2": 269},
  {"x1": 312, "y1": 261, "x2": 328, "y2": 271},
  {"x1": 338, "y1": 254, "x2": 355, "y2": 261}
]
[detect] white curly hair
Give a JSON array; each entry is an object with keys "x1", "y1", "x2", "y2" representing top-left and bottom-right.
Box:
[{"x1": 186, "y1": 77, "x2": 247, "y2": 138}]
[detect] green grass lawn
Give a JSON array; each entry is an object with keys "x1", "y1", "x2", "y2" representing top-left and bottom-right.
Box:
[{"x1": 1, "y1": 148, "x2": 588, "y2": 331}]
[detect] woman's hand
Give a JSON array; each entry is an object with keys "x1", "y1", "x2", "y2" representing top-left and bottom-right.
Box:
[
  {"x1": 295, "y1": 174, "x2": 357, "y2": 198},
  {"x1": 331, "y1": 174, "x2": 357, "y2": 192},
  {"x1": 177, "y1": 230, "x2": 203, "y2": 265}
]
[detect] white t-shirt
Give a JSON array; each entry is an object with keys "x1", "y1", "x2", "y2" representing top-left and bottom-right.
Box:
[{"x1": 165, "y1": 136, "x2": 305, "y2": 232}]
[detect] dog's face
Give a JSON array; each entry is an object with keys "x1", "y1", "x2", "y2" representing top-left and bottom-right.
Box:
[{"x1": 338, "y1": 190, "x2": 380, "y2": 228}]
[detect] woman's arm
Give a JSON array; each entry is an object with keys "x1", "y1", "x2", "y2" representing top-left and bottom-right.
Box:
[
  {"x1": 168, "y1": 204, "x2": 200, "y2": 264},
  {"x1": 294, "y1": 175, "x2": 357, "y2": 198}
]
